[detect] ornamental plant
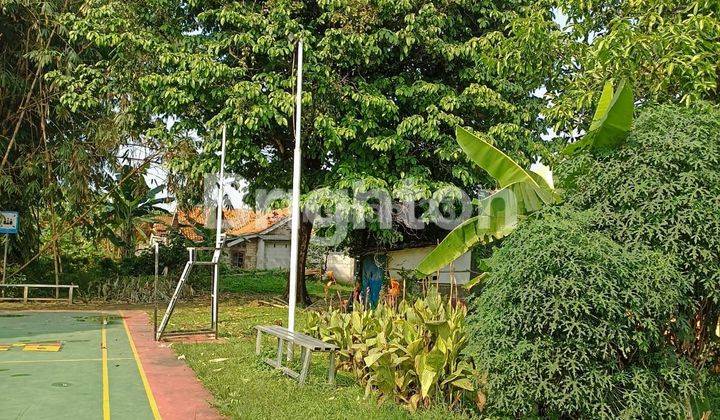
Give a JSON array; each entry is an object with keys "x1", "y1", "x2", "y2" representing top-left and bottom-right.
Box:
[
  {"x1": 557, "y1": 103, "x2": 720, "y2": 365},
  {"x1": 305, "y1": 289, "x2": 478, "y2": 412},
  {"x1": 467, "y1": 208, "x2": 699, "y2": 418}
]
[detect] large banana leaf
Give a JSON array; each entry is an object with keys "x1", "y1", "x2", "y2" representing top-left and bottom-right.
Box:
[
  {"x1": 417, "y1": 188, "x2": 517, "y2": 275},
  {"x1": 563, "y1": 80, "x2": 633, "y2": 154},
  {"x1": 417, "y1": 129, "x2": 558, "y2": 275},
  {"x1": 457, "y1": 127, "x2": 556, "y2": 213}
]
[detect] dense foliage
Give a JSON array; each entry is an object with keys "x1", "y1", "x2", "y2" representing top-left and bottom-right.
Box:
[
  {"x1": 557, "y1": 103, "x2": 720, "y2": 364},
  {"x1": 0, "y1": 0, "x2": 123, "y2": 264},
  {"x1": 467, "y1": 208, "x2": 698, "y2": 418},
  {"x1": 54, "y1": 0, "x2": 568, "y2": 302},
  {"x1": 306, "y1": 289, "x2": 477, "y2": 412},
  {"x1": 547, "y1": 0, "x2": 720, "y2": 140},
  {"x1": 4, "y1": 0, "x2": 719, "y2": 295}
]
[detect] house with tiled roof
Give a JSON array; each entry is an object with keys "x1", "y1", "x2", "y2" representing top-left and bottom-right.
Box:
[{"x1": 152, "y1": 207, "x2": 292, "y2": 270}]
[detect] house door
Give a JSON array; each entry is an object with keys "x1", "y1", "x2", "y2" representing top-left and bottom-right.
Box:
[{"x1": 361, "y1": 254, "x2": 385, "y2": 308}]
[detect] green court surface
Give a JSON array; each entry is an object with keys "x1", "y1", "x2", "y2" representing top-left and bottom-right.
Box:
[{"x1": 0, "y1": 311, "x2": 156, "y2": 420}]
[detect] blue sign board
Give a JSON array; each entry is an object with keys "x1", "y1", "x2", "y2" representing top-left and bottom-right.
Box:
[{"x1": 0, "y1": 211, "x2": 18, "y2": 234}]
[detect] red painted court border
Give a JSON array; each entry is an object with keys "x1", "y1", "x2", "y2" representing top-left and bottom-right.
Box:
[{"x1": 121, "y1": 310, "x2": 223, "y2": 420}]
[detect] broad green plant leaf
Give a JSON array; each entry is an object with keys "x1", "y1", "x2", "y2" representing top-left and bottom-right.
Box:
[
  {"x1": 564, "y1": 80, "x2": 634, "y2": 154},
  {"x1": 456, "y1": 127, "x2": 531, "y2": 189},
  {"x1": 451, "y1": 378, "x2": 475, "y2": 391},
  {"x1": 457, "y1": 126, "x2": 557, "y2": 210},
  {"x1": 417, "y1": 128, "x2": 558, "y2": 275},
  {"x1": 420, "y1": 369, "x2": 437, "y2": 398},
  {"x1": 417, "y1": 189, "x2": 514, "y2": 275},
  {"x1": 465, "y1": 272, "x2": 489, "y2": 291}
]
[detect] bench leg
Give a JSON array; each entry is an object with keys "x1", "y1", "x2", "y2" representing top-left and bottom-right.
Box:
[
  {"x1": 255, "y1": 330, "x2": 262, "y2": 355},
  {"x1": 275, "y1": 337, "x2": 284, "y2": 367},
  {"x1": 328, "y1": 350, "x2": 336, "y2": 385},
  {"x1": 298, "y1": 348, "x2": 312, "y2": 384}
]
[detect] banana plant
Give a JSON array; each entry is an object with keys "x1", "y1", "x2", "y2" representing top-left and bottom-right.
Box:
[
  {"x1": 563, "y1": 80, "x2": 633, "y2": 154},
  {"x1": 416, "y1": 127, "x2": 559, "y2": 277},
  {"x1": 417, "y1": 80, "x2": 633, "y2": 280},
  {"x1": 97, "y1": 165, "x2": 168, "y2": 258}
]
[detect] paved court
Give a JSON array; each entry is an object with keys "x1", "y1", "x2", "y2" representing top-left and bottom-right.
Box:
[{"x1": 0, "y1": 311, "x2": 220, "y2": 420}]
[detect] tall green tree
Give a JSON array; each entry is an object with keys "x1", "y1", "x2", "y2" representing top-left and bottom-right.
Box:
[
  {"x1": 0, "y1": 0, "x2": 121, "y2": 270},
  {"x1": 61, "y1": 0, "x2": 564, "y2": 304},
  {"x1": 546, "y1": 0, "x2": 720, "y2": 138}
]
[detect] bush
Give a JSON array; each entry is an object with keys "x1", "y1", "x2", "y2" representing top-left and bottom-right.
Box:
[
  {"x1": 305, "y1": 289, "x2": 477, "y2": 412},
  {"x1": 557, "y1": 103, "x2": 720, "y2": 363},
  {"x1": 467, "y1": 208, "x2": 698, "y2": 418}
]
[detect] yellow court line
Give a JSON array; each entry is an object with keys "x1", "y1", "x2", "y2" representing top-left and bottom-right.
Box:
[
  {"x1": 102, "y1": 316, "x2": 111, "y2": 420},
  {"x1": 0, "y1": 357, "x2": 132, "y2": 365},
  {"x1": 121, "y1": 311, "x2": 162, "y2": 420}
]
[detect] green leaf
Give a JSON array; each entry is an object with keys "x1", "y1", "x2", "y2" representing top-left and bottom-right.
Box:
[
  {"x1": 564, "y1": 80, "x2": 633, "y2": 154},
  {"x1": 451, "y1": 378, "x2": 475, "y2": 391},
  {"x1": 364, "y1": 351, "x2": 385, "y2": 367},
  {"x1": 425, "y1": 344, "x2": 447, "y2": 372},
  {"x1": 457, "y1": 127, "x2": 538, "y2": 189},
  {"x1": 420, "y1": 369, "x2": 437, "y2": 398},
  {"x1": 465, "y1": 272, "x2": 488, "y2": 290},
  {"x1": 417, "y1": 127, "x2": 558, "y2": 275},
  {"x1": 417, "y1": 188, "x2": 516, "y2": 275}
]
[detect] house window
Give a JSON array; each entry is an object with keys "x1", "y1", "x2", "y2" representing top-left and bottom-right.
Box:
[{"x1": 232, "y1": 252, "x2": 245, "y2": 268}]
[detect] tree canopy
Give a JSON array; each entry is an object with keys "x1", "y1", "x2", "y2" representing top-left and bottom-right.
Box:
[
  {"x1": 2, "y1": 0, "x2": 719, "y2": 297},
  {"x1": 52, "y1": 0, "x2": 566, "y2": 301}
]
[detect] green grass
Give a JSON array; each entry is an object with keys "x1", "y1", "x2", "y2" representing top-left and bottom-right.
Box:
[
  {"x1": 165, "y1": 271, "x2": 470, "y2": 419},
  {"x1": 218, "y1": 269, "x2": 353, "y2": 297}
]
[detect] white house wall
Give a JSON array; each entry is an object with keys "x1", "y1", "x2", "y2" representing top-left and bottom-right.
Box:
[
  {"x1": 326, "y1": 252, "x2": 355, "y2": 284},
  {"x1": 263, "y1": 240, "x2": 291, "y2": 269},
  {"x1": 387, "y1": 246, "x2": 471, "y2": 284}
]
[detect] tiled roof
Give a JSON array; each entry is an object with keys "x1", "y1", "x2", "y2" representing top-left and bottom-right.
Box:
[
  {"x1": 153, "y1": 207, "x2": 289, "y2": 242},
  {"x1": 227, "y1": 208, "x2": 290, "y2": 236}
]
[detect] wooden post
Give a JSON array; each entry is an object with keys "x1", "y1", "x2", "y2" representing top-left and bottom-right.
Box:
[
  {"x1": 68, "y1": 286, "x2": 74, "y2": 304},
  {"x1": 22, "y1": 286, "x2": 28, "y2": 304}
]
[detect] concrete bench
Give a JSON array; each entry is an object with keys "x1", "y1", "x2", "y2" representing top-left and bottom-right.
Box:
[
  {"x1": 0, "y1": 284, "x2": 78, "y2": 304},
  {"x1": 255, "y1": 325, "x2": 337, "y2": 384}
]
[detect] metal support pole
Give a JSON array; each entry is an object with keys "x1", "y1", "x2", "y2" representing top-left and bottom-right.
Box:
[
  {"x1": 288, "y1": 39, "x2": 303, "y2": 333},
  {"x1": 211, "y1": 124, "x2": 227, "y2": 336},
  {"x1": 153, "y1": 241, "x2": 159, "y2": 340},
  {"x1": 2, "y1": 234, "x2": 8, "y2": 285}
]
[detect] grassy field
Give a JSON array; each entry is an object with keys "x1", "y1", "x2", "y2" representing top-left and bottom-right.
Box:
[{"x1": 166, "y1": 272, "x2": 470, "y2": 419}]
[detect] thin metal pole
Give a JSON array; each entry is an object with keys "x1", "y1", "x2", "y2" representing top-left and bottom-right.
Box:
[
  {"x1": 2, "y1": 234, "x2": 8, "y2": 285},
  {"x1": 288, "y1": 39, "x2": 303, "y2": 333},
  {"x1": 216, "y1": 125, "x2": 227, "y2": 249},
  {"x1": 153, "y1": 241, "x2": 159, "y2": 340},
  {"x1": 211, "y1": 125, "x2": 227, "y2": 336}
]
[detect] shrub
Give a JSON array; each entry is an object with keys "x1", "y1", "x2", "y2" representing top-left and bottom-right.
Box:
[
  {"x1": 467, "y1": 208, "x2": 698, "y2": 418},
  {"x1": 557, "y1": 103, "x2": 720, "y2": 363},
  {"x1": 305, "y1": 289, "x2": 478, "y2": 412}
]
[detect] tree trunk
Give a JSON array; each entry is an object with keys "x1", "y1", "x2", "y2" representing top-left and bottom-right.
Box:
[{"x1": 286, "y1": 218, "x2": 313, "y2": 306}]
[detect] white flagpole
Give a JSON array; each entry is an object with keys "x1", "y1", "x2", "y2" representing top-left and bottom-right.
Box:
[
  {"x1": 211, "y1": 124, "x2": 227, "y2": 333},
  {"x1": 288, "y1": 40, "x2": 303, "y2": 332},
  {"x1": 216, "y1": 125, "x2": 227, "y2": 248}
]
